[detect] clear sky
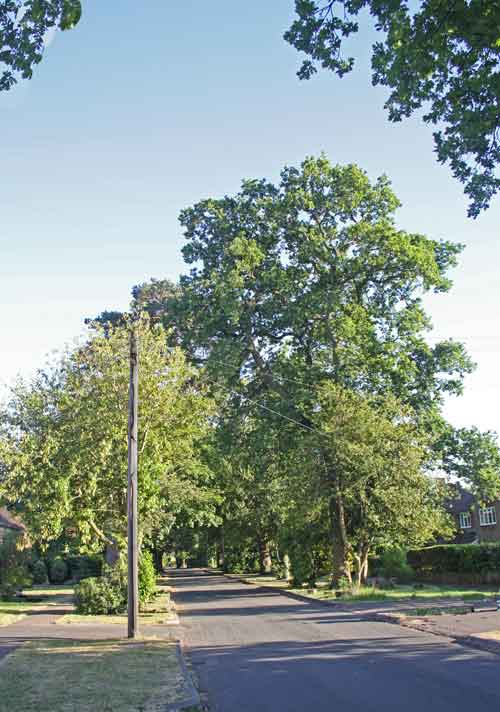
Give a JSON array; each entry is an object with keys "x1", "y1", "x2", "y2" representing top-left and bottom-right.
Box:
[{"x1": 1, "y1": 0, "x2": 499, "y2": 435}]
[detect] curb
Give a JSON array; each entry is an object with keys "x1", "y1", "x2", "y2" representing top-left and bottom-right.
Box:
[
  {"x1": 162, "y1": 642, "x2": 202, "y2": 711},
  {"x1": 221, "y1": 571, "x2": 344, "y2": 609},
  {"x1": 372, "y1": 610, "x2": 500, "y2": 657}
]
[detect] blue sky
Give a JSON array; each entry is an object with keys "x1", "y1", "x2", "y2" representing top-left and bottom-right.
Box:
[{"x1": 1, "y1": 0, "x2": 499, "y2": 435}]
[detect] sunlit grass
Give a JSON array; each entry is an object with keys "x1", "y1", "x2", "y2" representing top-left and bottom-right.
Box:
[
  {"x1": 0, "y1": 612, "x2": 26, "y2": 626},
  {"x1": 232, "y1": 572, "x2": 499, "y2": 604},
  {"x1": 0, "y1": 639, "x2": 192, "y2": 711}
]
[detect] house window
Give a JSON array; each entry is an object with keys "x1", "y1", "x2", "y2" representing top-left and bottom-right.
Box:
[
  {"x1": 459, "y1": 512, "x2": 472, "y2": 529},
  {"x1": 479, "y1": 506, "x2": 497, "y2": 527}
]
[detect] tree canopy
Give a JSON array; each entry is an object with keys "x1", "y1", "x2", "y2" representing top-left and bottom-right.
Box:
[
  {"x1": 0, "y1": 318, "x2": 218, "y2": 553},
  {"x1": 0, "y1": 0, "x2": 81, "y2": 91},
  {"x1": 285, "y1": 1, "x2": 500, "y2": 216}
]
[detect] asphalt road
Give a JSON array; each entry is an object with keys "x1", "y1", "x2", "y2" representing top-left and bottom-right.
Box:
[{"x1": 173, "y1": 569, "x2": 500, "y2": 712}]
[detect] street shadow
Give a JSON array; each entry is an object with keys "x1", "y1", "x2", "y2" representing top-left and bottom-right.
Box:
[{"x1": 187, "y1": 636, "x2": 500, "y2": 712}]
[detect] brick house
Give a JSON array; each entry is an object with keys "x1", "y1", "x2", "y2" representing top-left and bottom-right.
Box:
[
  {"x1": 449, "y1": 487, "x2": 500, "y2": 544},
  {"x1": 0, "y1": 508, "x2": 25, "y2": 544}
]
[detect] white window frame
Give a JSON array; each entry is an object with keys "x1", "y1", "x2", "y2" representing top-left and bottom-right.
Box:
[
  {"x1": 459, "y1": 511, "x2": 472, "y2": 529},
  {"x1": 479, "y1": 506, "x2": 497, "y2": 527}
]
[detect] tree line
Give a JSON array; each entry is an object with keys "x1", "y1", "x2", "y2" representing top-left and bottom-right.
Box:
[{"x1": 2, "y1": 156, "x2": 500, "y2": 587}]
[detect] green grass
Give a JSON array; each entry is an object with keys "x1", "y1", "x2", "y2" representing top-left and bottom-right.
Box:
[
  {"x1": 0, "y1": 612, "x2": 26, "y2": 626},
  {"x1": 293, "y1": 584, "x2": 499, "y2": 603},
  {"x1": 232, "y1": 573, "x2": 499, "y2": 604},
  {"x1": 0, "y1": 639, "x2": 193, "y2": 712},
  {"x1": 403, "y1": 606, "x2": 473, "y2": 617}
]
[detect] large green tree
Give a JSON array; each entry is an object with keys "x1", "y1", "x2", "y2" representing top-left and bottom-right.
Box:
[
  {"x1": 285, "y1": 1, "x2": 500, "y2": 216},
  {"x1": 176, "y1": 154, "x2": 475, "y2": 582},
  {"x1": 0, "y1": 318, "x2": 217, "y2": 554}
]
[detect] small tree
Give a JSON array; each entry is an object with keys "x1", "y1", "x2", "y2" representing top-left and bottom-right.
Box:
[{"x1": 310, "y1": 383, "x2": 454, "y2": 588}]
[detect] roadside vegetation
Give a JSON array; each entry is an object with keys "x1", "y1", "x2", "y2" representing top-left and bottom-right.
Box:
[{"x1": 1, "y1": 156, "x2": 500, "y2": 603}]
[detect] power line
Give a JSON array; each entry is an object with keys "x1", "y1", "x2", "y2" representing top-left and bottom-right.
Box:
[{"x1": 203, "y1": 375, "x2": 325, "y2": 437}]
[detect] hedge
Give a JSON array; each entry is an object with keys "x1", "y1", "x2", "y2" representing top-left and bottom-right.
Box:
[{"x1": 407, "y1": 544, "x2": 500, "y2": 584}]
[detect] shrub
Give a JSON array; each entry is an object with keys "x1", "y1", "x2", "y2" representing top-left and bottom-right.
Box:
[
  {"x1": 67, "y1": 555, "x2": 103, "y2": 581},
  {"x1": 139, "y1": 550, "x2": 156, "y2": 606},
  {"x1": 74, "y1": 575, "x2": 126, "y2": 615},
  {"x1": 408, "y1": 544, "x2": 500, "y2": 582},
  {"x1": 379, "y1": 548, "x2": 414, "y2": 583},
  {"x1": 32, "y1": 559, "x2": 48, "y2": 584},
  {"x1": 288, "y1": 543, "x2": 316, "y2": 587},
  {"x1": 0, "y1": 533, "x2": 32, "y2": 599},
  {"x1": 48, "y1": 557, "x2": 68, "y2": 584}
]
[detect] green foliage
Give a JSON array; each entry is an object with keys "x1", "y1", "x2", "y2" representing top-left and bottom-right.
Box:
[
  {"x1": 48, "y1": 557, "x2": 68, "y2": 584},
  {"x1": 0, "y1": 319, "x2": 216, "y2": 554},
  {"x1": 0, "y1": 1, "x2": 82, "y2": 92},
  {"x1": 408, "y1": 544, "x2": 500, "y2": 578},
  {"x1": 138, "y1": 550, "x2": 156, "y2": 606},
  {"x1": 177, "y1": 154, "x2": 477, "y2": 584},
  {"x1": 74, "y1": 560, "x2": 127, "y2": 615},
  {"x1": 74, "y1": 576, "x2": 126, "y2": 615},
  {"x1": 378, "y1": 548, "x2": 414, "y2": 584},
  {"x1": 32, "y1": 559, "x2": 48, "y2": 584},
  {"x1": 66, "y1": 554, "x2": 103, "y2": 581},
  {"x1": 439, "y1": 426, "x2": 500, "y2": 502},
  {"x1": 0, "y1": 532, "x2": 32, "y2": 598},
  {"x1": 285, "y1": 2, "x2": 500, "y2": 215}
]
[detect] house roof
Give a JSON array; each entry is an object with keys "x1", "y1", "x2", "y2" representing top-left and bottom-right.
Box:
[{"x1": 0, "y1": 508, "x2": 25, "y2": 532}]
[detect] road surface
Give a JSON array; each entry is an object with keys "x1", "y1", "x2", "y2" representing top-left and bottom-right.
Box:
[{"x1": 173, "y1": 569, "x2": 500, "y2": 712}]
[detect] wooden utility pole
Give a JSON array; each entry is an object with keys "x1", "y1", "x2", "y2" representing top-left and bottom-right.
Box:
[{"x1": 127, "y1": 328, "x2": 139, "y2": 639}]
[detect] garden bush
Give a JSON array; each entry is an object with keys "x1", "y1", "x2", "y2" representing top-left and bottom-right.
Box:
[
  {"x1": 138, "y1": 550, "x2": 156, "y2": 606},
  {"x1": 0, "y1": 533, "x2": 32, "y2": 598},
  {"x1": 67, "y1": 554, "x2": 103, "y2": 581},
  {"x1": 32, "y1": 559, "x2": 48, "y2": 584},
  {"x1": 74, "y1": 575, "x2": 126, "y2": 615},
  {"x1": 379, "y1": 548, "x2": 414, "y2": 583},
  {"x1": 407, "y1": 544, "x2": 500, "y2": 582},
  {"x1": 48, "y1": 557, "x2": 68, "y2": 584}
]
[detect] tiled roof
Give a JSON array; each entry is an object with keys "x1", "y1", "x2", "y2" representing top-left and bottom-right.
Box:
[{"x1": 0, "y1": 508, "x2": 25, "y2": 531}]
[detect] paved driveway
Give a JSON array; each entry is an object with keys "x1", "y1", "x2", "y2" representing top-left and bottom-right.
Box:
[{"x1": 173, "y1": 569, "x2": 500, "y2": 712}]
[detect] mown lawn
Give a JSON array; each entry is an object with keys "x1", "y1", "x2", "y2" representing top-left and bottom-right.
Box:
[
  {"x1": 0, "y1": 583, "x2": 75, "y2": 621},
  {"x1": 0, "y1": 612, "x2": 26, "y2": 626},
  {"x1": 234, "y1": 573, "x2": 499, "y2": 603},
  {"x1": 0, "y1": 639, "x2": 195, "y2": 712}
]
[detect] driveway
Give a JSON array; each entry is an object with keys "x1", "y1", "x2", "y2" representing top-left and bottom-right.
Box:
[{"x1": 172, "y1": 569, "x2": 500, "y2": 712}]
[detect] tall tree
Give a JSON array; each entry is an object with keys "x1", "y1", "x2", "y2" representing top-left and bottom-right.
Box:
[
  {"x1": 285, "y1": 1, "x2": 500, "y2": 216},
  {"x1": 177, "y1": 154, "x2": 474, "y2": 582}
]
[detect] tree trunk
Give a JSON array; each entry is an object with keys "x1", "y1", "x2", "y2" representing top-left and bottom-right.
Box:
[
  {"x1": 258, "y1": 537, "x2": 272, "y2": 575},
  {"x1": 283, "y1": 553, "x2": 291, "y2": 581},
  {"x1": 329, "y1": 492, "x2": 352, "y2": 587},
  {"x1": 152, "y1": 547, "x2": 163, "y2": 574},
  {"x1": 353, "y1": 545, "x2": 370, "y2": 589},
  {"x1": 218, "y1": 528, "x2": 225, "y2": 570}
]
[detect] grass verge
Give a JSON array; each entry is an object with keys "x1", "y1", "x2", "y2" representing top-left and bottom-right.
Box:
[
  {"x1": 231, "y1": 573, "x2": 498, "y2": 604},
  {"x1": 0, "y1": 639, "x2": 194, "y2": 712},
  {"x1": 0, "y1": 612, "x2": 26, "y2": 626}
]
